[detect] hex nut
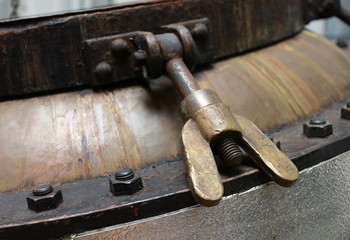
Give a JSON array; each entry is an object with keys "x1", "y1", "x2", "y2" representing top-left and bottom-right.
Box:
[
  {"x1": 26, "y1": 190, "x2": 63, "y2": 212},
  {"x1": 303, "y1": 120, "x2": 333, "y2": 138},
  {"x1": 109, "y1": 174, "x2": 143, "y2": 196},
  {"x1": 341, "y1": 107, "x2": 350, "y2": 120}
]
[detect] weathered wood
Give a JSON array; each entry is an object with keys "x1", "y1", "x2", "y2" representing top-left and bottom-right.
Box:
[
  {"x1": 0, "y1": 0, "x2": 304, "y2": 97},
  {"x1": 0, "y1": 31, "x2": 350, "y2": 193}
]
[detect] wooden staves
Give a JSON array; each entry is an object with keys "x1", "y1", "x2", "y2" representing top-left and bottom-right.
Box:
[{"x1": 0, "y1": 31, "x2": 349, "y2": 192}]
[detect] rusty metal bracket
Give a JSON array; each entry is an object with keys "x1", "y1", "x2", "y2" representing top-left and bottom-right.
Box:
[{"x1": 83, "y1": 18, "x2": 213, "y2": 86}]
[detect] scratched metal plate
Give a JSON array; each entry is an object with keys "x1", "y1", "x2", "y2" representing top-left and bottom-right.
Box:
[{"x1": 73, "y1": 150, "x2": 350, "y2": 240}]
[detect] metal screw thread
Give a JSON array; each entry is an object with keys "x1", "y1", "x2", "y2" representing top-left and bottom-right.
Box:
[
  {"x1": 33, "y1": 184, "x2": 53, "y2": 196},
  {"x1": 217, "y1": 138, "x2": 244, "y2": 167},
  {"x1": 115, "y1": 168, "x2": 135, "y2": 181}
]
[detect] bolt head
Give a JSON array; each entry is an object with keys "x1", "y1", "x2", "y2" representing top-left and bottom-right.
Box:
[
  {"x1": 33, "y1": 184, "x2": 53, "y2": 196},
  {"x1": 109, "y1": 174, "x2": 143, "y2": 196},
  {"x1": 27, "y1": 190, "x2": 63, "y2": 212},
  {"x1": 191, "y1": 23, "x2": 208, "y2": 40},
  {"x1": 341, "y1": 107, "x2": 350, "y2": 120},
  {"x1": 115, "y1": 168, "x2": 134, "y2": 180},
  {"x1": 111, "y1": 39, "x2": 130, "y2": 56},
  {"x1": 94, "y1": 61, "x2": 112, "y2": 81},
  {"x1": 303, "y1": 120, "x2": 332, "y2": 138},
  {"x1": 336, "y1": 40, "x2": 348, "y2": 49},
  {"x1": 309, "y1": 118, "x2": 326, "y2": 125}
]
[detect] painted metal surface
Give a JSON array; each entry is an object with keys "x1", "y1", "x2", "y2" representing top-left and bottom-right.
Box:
[{"x1": 73, "y1": 150, "x2": 350, "y2": 240}]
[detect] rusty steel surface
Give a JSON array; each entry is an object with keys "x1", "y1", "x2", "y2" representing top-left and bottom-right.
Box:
[
  {"x1": 1, "y1": 99, "x2": 350, "y2": 240},
  {"x1": 0, "y1": 31, "x2": 350, "y2": 193},
  {"x1": 0, "y1": 0, "x2": 305, "y2": 98}
]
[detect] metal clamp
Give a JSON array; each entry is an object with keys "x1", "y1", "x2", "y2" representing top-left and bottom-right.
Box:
[
  {"x1": 85, "y1": 18, "x2": 299, "y2": 206},
  {"x1": 173, "y1": 68, "x2": 299, "y2": 206}
]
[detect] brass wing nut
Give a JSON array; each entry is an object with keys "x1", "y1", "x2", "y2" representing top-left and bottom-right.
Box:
[{"x1": 163, "y1": 20, "x2": 298, "y2": 206}]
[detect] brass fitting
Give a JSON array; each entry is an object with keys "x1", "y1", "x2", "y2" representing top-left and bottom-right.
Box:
[{"x1": 112, "y1": 20, "x2": 300, "y2": 206}]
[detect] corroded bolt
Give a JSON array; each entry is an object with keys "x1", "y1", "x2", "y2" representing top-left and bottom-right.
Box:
[
  {"x1": 33, "y1": 184, "x2": 53, "y2": 196},
  {"x1": 94, "y1": 61, "x2": 112, "y2": 81},
  {"x1": 111, "y1": 38, "x2": 130, "y2": 56},
  {"x1": 191, "y1": 23, "x2": 208, "y2": 40},
  {"x1": 27, "y1": 184, "x2": 63, "y2": 212},
  {"x1": 309, "y1": 118, "x2": 326, "y2": 125},
  {"x1": 109, "y1": 168, "x2": 143, "y2": 196},
  {"x1": 115, "y1": 168, "x2": 134, "y2": 180},
  {"x1": 336, "y1": 39, "x2": 348, "y2": 48},
  {"x1": 303, "y1": 118, "x2": 332, "y2": 138},
  {"x1": 341, "y1": 101, "x2": 350, "y2": 120}
]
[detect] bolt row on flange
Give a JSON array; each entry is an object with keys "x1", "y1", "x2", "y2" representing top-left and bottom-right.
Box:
[
  {"x1": 303, "y1": 100, "x2": 350, "y2": 138},
  {"x1": 26, "y1": 100, "x2": 350, "y2": 212},
  {"x1": 26, "y1": 168, "x2": 143, "y2": 212}
]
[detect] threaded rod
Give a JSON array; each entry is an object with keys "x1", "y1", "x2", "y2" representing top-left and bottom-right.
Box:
[{"x1": 217, "y1": 138, "x2": 244, "y2": 167}]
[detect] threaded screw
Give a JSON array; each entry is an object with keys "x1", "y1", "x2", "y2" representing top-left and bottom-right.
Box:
[
  {"x1": 309, "y1": 118, "x2": 326, "y2": 125},
  {"x1": 216, "y1": 138, "x2": 245, "y2": 167},
  {"x1": 115, "y1": 168, "x2": 135, "y2": 181},
  {"x1": 33, "y1": 184, "x2": 53, "y2": 196}
]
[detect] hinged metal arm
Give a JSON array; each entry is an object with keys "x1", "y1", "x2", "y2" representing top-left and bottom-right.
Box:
[{"x1": 87, "y1": 18, "x2": 299, "y2": 206}]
